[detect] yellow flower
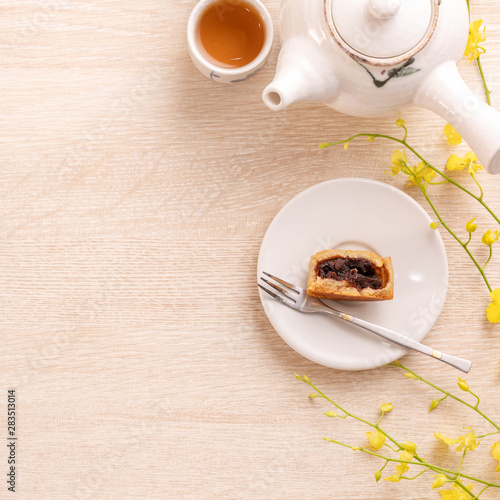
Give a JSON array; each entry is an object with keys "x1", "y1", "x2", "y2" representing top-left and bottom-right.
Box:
[
  {"x1": 432, "y1": 474, "x2": 448, "y2": 489},
  {"x1": 388, "y1": 150, "x2": 407, "y2": 176},
  {"x1": 384, "y1": 450, "x2": 411, "y2": 483},
  {"x1": 402, "y1": 440, "x2": 417, "y2": 453},
  {"x1": 456, "y1": 428, "x2": 480, "y2": 452},
  {"x1": 436, "y1": 428, "x2": 480, "y2": 452},
  {"x1": 406, "y1": 162, "x2": 437, "y2": 187},
  {"x1": 384, "y1": 473, "x2": 402, "y2": 483},
  {"x1": 444, "y1": 124, "x2": 462, "y2": 146},
  {"x1": 400, "y1": 449, "x2": 414, "y2": 462},
  {"x1": 435, "y1": 431, "x2": 459, "y2": 447},
  {"x1": 481, "y1": 229, "x2": 499, "y2": 247},
  {"x1": 344, "y1": 141, "x2": 350, "y2": 151},
  {"x1": 439, "y1": 481, "x2": 475, "y2": 499},
  {"x1": 380, "y1": 402, "x2": 394, "y2": 413},
  {"x1": 396, "y1": 117, "x2": 406, "y2": 128},
  {"x1": 466, "y1": 218, "x2": 477, "y2": 233},
  {"x1": 465, "y1": 20, "x2": 486, "y2": 62},
  {"x1": 396, "y1": 462, "x2": 409, "y2": 475},
  {"x1": 366, "y1": 429, "x2": 386, "y2": 450},
  {"x1": 486, "y1": 289, "x2": 500, "y2": 324},
  {"x1": 492, "y1": 441, "x2": 500, "y2": 474},
  {"x1": 446, "y1": 152, "x2": 482, "y2": 172}
]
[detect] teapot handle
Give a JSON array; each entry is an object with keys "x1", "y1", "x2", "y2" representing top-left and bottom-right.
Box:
[{"x1": 414, "y1": 60, "x2": 500, "y2": 174}]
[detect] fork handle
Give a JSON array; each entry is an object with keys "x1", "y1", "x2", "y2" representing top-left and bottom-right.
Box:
[{"x1": 337, "y1": 314, "x2": 472, "y2": 373}]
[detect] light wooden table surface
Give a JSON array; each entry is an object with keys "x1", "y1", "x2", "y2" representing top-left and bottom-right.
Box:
[{"x1": 1, "y1": 1, "x2": 500, "y2": 498}]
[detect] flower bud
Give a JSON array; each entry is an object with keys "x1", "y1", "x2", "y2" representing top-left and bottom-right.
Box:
[
  {"x1": 375, "y1": 470, "x2": 382, "y2": 482},
  {"x1": 324, "y1": 411, "x2": 337, "y2": 418},
  {"x1": 457, "y1": 377, "x2": 471, "y2": 393},
  {"x1": 466, "y1": 218, "x2": 477, "y2": 233},
  {"x1": 380, "y1": 403, "x2": 394, "y2": 414},
  {"x1": 431, "y1": 474, "x2": 448, "y2": 489},
  {"x1": 430, "y1": 399, "x2": 441, "y2": 412}
]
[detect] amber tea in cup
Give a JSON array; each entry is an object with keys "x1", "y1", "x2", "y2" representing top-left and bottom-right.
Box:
[
  {"x1": 196, "y1": 0, "x2": 266, "y2": 69},
  {"x1": 187, "y1": 0, "x2": 273, "y2": 83}
]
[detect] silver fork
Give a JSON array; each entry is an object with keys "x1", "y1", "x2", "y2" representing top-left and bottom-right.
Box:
[{"x1": 258, "y1": 272, "x2": 472, "y2": 373}]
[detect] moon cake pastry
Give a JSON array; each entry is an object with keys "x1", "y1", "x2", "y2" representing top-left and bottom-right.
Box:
[{"x1": 307, "y1": 249, "x2": 394, "y2": 301}]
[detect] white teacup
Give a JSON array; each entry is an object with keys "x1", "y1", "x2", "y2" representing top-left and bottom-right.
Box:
[{"x1": 187, "y1": 0, "x2": 273, "y2": 84}]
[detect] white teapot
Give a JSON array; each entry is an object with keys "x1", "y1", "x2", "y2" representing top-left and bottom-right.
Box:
[{"x1": 262, "y1": 0, "x2": 500, "y2": 174}]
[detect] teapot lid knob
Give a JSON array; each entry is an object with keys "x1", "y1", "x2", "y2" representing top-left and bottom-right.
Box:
[{"x1": 369, "y1": 0, "x2": 401, "y2": 20}]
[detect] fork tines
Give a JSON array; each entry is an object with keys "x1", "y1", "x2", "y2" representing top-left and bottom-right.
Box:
[{"x1": 258, "y1": 272, "x2": 301, "y2": 304}]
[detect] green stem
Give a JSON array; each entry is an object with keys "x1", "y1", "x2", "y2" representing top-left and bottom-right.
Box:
[
  {"x1": 303, "y1": 378, "x2": 420, "y2": 459},
  {"x1": 455, "y1": 480, "x2": 478, "y2": 499},
  {"x1": 325, "y1": 439, "x2": 500, "y2": 491},
  {"x1": 401, "y1": 140, "x2": 499, "y2": 226},
  {"x1": 413, "y1": 175, "x2": 493, "y2": 293},
  {"x1": 478, "y1": 485, "x2": 490, "y2": 498},
  {"x1": 471, "y1": 391, "x2": 481, "y2": 409},
  {"x1": 477, "y1": 430, "x2": 500, "y2": 439},
  {"x1": 465, "y1": 233, "x2": 472, "y2": 247},
  {"x1": 427, "y1": 180, "x2": 450, "y2": 185},
  {"x1": 401, "y1": 124, "x2": 408, "y2": 142},
  {"x1": 401, "y1": 467, "x2": 430, "y2": 480},
  {"x1": 322, "y1": 134, "x2": 500, "y2": 226},
  {"x1": 383, "y1": 443, "x2": 400, "y2": 453},
  {"x1": 477, "y1": 56, "x2": 492, "y2": 106},
  {"x1": 456, "y1": 449, "x2": 467, "y2": 478},
  {"x1": 390, "y1": 363, "x2": 500, "y2": 431},
  {"x1": 379, "y1": 461, "x2": 389, "y2": 474},
  {"x1": 483, "y1": 246, "x2": 493, "y2": 271},
  {"x1": 471, "y1": 172, "x2": 484, "y2": 201}
]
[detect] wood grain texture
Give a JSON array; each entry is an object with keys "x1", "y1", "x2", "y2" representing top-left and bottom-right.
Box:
[{"x1": 0, "y1": 0, "x2": 500, "y2": 498}]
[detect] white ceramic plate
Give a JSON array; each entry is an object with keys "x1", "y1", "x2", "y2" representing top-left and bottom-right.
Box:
[{"x1": 257, "y1": 178, "x2": 448, "y2": 371}]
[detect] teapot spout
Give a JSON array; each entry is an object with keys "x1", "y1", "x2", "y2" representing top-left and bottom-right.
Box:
[
  {"x1": 414, "y1": 60, "x2": 500, "y2": 174},
  {"x1": 262, "y1": 37, "x2": 340, "y2": 111}
]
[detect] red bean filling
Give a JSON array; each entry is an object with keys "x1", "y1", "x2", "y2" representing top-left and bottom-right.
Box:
[{"x1": 316, "y1": 258, "x2": 383, "y2": 290}]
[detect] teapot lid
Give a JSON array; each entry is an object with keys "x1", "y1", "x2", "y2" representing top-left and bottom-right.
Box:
[{"x1": 325, "y1": 0, "x2": 440, "y2": 66}]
